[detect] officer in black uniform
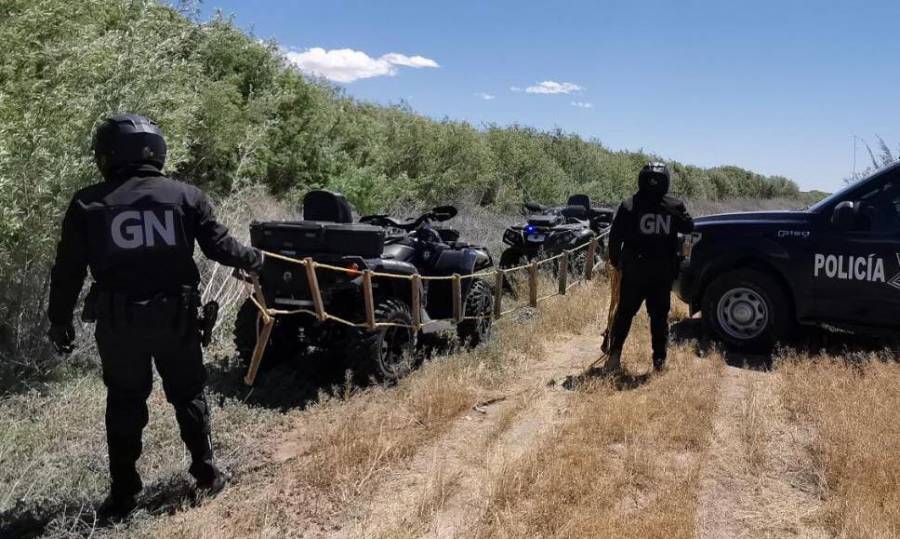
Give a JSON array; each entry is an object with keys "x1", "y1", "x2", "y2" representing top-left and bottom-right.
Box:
[
  {"x1": 47, "y1": 114, "x2": 264, "y2": 519},
  {"x1": 605, "y1": 162, "x2": 693, "y2": 372}
]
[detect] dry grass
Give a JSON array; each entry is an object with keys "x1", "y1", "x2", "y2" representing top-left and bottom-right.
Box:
[
  {"x1": 0, "y1": 372, "x2": 290, "y2": 537},
  {"x1": 131, "y1": 280, "x2": 606, "y2": 538},
  {"x1": 739, "y1": 382, "x2": 767, "y2": 475},
  {"x1": 453, "y1": 297, "x2": 725, "y2": 539},
  {"x1": 779, "y1": 352, "x2": 900, "y2": 537},
  {"x1": 472, "y1": 345, "x2": 724, "y2": 538}
]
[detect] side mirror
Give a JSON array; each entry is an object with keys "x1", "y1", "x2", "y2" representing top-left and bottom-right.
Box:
[{"x1": 831, "y1": 200, "x2": 856, "y2": 230}]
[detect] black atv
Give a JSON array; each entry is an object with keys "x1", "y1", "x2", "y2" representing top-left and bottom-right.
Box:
[
  {"x1": 499, "y1": 194, "x2": 613, "y2": 280},
  {"x1": 233, "y1": 190, "x2": 496, "y2": 381}
]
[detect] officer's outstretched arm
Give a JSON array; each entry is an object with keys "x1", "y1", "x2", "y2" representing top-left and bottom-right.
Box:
[
  {"x1": 48, "y1": 197, "x2": 88, "y2": 325},
  {"x1": 193, "y1": 191, "x2": 263, "y2": 272}
]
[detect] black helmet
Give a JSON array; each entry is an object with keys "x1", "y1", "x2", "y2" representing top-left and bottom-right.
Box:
[
  {"x1": 93, "y1": 114, "x2": 167, "y2": 178},
  {"x1": 638, "y1": 162, "x2": 670, "y2": 200}
]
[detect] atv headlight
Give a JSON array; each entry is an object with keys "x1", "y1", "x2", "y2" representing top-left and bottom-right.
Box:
[{"x1": 681, "y1": 232, "x2": 702, "y2": 259}]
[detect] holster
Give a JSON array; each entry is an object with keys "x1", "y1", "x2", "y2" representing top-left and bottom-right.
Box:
[
  {"x1": 200, "y1": 301, "x2": 219, "y2": 348},
  {"x1": 176, "y1": 285, "x2": 201, "y2": 338}
]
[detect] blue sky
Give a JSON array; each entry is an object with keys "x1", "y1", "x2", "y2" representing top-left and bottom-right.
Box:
[{"x1": 199, "y1": 0, "x2": 900, "y2": 193}]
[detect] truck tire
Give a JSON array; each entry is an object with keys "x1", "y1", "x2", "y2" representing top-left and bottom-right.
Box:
[
  {"x1": 233, "y1": 298, "x2": 301, "y2": 369},
  {"x1": 358, "y1": 298, "x2": 418, "y2": 382},
  {"x1": 702, "y1": 269, "x2": 791, "y2": 351},
  {"x1": 457, "y1": 278, "x2": 494, "y2": 347}
]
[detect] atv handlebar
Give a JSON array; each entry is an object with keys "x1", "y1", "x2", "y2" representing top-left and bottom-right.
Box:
[{"x1": 361, "y1": 205, "x2": 458, "y2": 231}]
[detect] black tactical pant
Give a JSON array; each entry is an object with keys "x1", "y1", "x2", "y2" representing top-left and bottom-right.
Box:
[
  {"x1": 607, "y1": 258, "x2": 674, "y2": 361},
  {"x1": 94, "y1": 296, "x2": 215, "y2": 497}
]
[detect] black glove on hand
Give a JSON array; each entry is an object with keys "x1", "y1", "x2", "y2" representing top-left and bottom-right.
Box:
[
  {"x1": 250, "y1": 249, "x2": 266, "y2": 274},
  {"x1": 48, "y1": 322, "x2": 76, "y2": 355}
]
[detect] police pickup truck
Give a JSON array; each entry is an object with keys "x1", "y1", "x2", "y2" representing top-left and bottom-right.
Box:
[{"x1": 676, "y1": 161, "x2": 900, "y2": 350}]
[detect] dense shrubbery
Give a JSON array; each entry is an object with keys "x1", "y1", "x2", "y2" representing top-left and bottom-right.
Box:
[{"x1": 0, "y1": 0, "x2": 803, "y2": 379}]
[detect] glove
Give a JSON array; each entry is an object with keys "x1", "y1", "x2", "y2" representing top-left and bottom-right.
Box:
[
  {"x1": 250, "y1": 249, "x2": 265, "y2": 274},
  {"x1": 48, "y1": 322, "x2": 76, "y2": 355}
]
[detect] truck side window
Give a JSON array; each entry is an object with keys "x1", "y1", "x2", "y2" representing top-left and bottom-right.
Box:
[{"x1": 856, "y1": 181, "x2": 900, "y2": 235}]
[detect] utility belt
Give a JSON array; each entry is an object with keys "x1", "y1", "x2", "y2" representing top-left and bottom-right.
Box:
[
  {"x1": 83, "y1": 284, "x2": 219, "y2": 347},
  {"x1": 620, "y1": 250, "x2": 680, "y2": 276}
]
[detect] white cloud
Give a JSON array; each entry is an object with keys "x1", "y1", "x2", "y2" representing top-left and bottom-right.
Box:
[
  {"x1": 571, "y1": 101, "x2": 593, "y2": 108},
  {"x1": 380, "y1": 53, "x2": 439, "y2": 68},
  {"x1": 285, "y1": 47, "x2": 439, "y2": 83},
  {"x1": 510, "y1": 86, "x2": 523, "y2": 92},
  {"x1": 525, "y1": 81, "x2": 583, "y2": 94},
  {"x1": 474, "y1": 92, "x2": 496, "y2": 100}
]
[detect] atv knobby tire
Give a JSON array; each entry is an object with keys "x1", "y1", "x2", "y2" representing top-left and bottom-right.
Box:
[
  {"x1": 355, "y1": 298, "x2": 418, "y2": 382},
  {"x1": 233, "y1": 298, "x2": 301, "y2": 370},
  {"x1": 457, "y1": 278, "x2": 494, "y2": 347}
]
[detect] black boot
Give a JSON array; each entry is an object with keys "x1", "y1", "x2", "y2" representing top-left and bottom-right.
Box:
[
  {"x1": 653, "y1": 355, "x2": 666, "y2": 372},
  {"x1": 97, "y1": 487, "x2": 139, "y2": 521},
  {"x1": 195, "y1": 466, "x2": 227, "y2": 498},
  {"x1": 604, "y1": 349, "x2": 623, "y2": 373}
]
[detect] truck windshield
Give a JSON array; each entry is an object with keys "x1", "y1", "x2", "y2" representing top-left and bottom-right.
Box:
[
  {"x1": 808, "y1": 183, "x2": 857, "y2": 212},
  {"x1": 809, "y1": 161, "x2": 900, "y2": 212}
]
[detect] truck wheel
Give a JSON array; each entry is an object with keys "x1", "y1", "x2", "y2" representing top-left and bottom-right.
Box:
[
  {"x1": 702, "y1": 269, "x2": 791, "y2": 351},
  {"x1": 457, "y1": 279, "x2": 494, "y2": 347},
  {"x1": 360, "y1": 298, "x2": 418, "y2": 382},
  {"x1": 233, "y1": 298, "x2": 301, "y2": 369}
]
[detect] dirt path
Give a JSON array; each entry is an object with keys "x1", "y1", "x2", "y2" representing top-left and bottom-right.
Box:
[
  {"x1": 696, "y1": 365, "x2": 827, "y2": 538},
  {"x1": 334, "y1": 334, "x2": 602, "y2": 538}
]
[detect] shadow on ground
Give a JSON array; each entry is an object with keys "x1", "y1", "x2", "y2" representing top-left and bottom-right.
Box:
[
  {"x1": 554, "y1": 366, "x2": 653, "y2": 392},
  {"x1": 0, "y1": 474, "x2": 205, "y2": 539},
  {"x1": 206, "y1": 348, "x2": 360, "y2": 412},
  {"x1": 206, "y1": 332, "x2": 466, "y2": 412},
  {"x1": 670, "y1": 318, "x2": 899, "y2": 371}
]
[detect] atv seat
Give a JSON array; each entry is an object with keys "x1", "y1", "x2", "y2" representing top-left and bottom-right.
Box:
[
  {"x1": 567, "y1": 194, "x2": 591, "y2": 211},
  {"x1": 303, "y1": 190, "x2": 353, "y2": 223},
  {"x1": 560, "y1": 205, "x2": 588, "y2": 220}
]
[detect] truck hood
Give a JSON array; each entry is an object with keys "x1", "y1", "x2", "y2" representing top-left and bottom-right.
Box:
[{"x1": 694, "y1": 210, "x2": 812, "y2": 229}]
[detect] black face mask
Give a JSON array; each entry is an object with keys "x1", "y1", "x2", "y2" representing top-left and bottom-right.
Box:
[{"x1": 638, "y1": 173, "x2": 669, "y2": 201}]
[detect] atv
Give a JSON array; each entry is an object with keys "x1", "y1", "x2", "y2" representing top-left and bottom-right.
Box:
[
  {"x1": 499, "y1": 194, "x2": 614, "y2": 283},
  {"x1": 233, "y1": 190, "x2": 496, "y2": 382}
]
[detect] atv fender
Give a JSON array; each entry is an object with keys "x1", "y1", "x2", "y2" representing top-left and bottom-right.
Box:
[{"x1": 433, "y1": 248, "x2": 478, "y2": 277}]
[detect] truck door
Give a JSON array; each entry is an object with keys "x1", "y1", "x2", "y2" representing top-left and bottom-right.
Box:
[{"x1": 813, "y1": 176, "x2": 900, "y2": 328}]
